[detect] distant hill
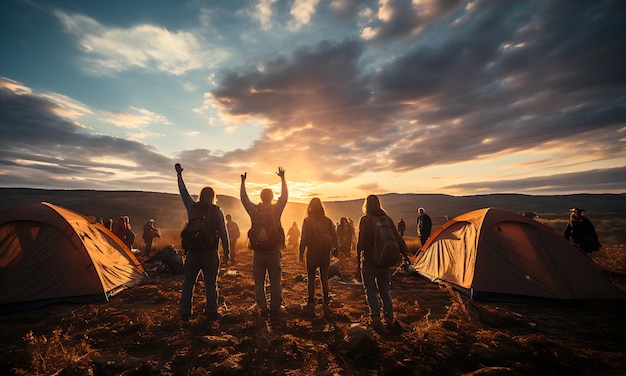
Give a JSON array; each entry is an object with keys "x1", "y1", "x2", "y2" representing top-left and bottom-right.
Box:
[{"x1": 1, "y1": 188, "x2": 624, "y2": 245}]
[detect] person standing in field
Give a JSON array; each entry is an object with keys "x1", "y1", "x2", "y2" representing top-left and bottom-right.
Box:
[
  {"x1": 287, "y1": 221, "x2": 301, "y2": 251},
  {"x1": 397, "y1": 218, "x2": 406, "y2": 236},
  {"x1": 112, "y1": 216, "x2": 127, "y2": 242},
  {"x1": 175, "y1": 163, "x2": 230, "y2": 322},
  {"x1": 123, "y1": 216, "x2": 136, "y2": 250},
  {"x1": 564, "y1": 207, "x2": 601, "y2": 255},
  {"x1": 142, "y1": 219, "x2": 160, "y2": 255},
  {"x1": 336, "y1": 217, "x2": 354, "y2": 259},
  {"x1": 299, "y1": 197, "x2": 338, "y2": 313},
  {"x1": 416, "y1": 207, "x2": 432, "y2": 247},
  {"x1": 240, "y1": 167, "x2": 288, "y2": 317},
  {"x1": 357, "y1": 194, "x2": 410, "y2": 330},
  {"x1": 225, "y1": 214, "x2": 241, "y2": 265}
]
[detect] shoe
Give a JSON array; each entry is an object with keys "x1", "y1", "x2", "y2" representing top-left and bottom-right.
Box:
[
  {"x1": 206, "y1": 311, "x2": 219, "y2": 321},
  {"x1": 371, "y1": 316, "x2": 383, "y2": 330},
  {"x1": 270, "y1": 305, "x2": 286, "y2": 317},
  {"x1": 322, "y1": 304, "x2": 333, "y2": 317}
]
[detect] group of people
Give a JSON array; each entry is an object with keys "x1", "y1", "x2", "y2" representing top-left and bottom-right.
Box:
[
  {"x1": 175, "y1": 163, "x2": 410, "y2": 330},
  {"x1": 172, "y1": 162, "x2": 604, "y2": 330},
  {"x1": 286, "y1": 217, "x2": 356, "y2": 259},
  {"x1": 102, "y1": 215, "x2": 161, "y2": 255},
  {"x1": 396, "y1": 206, "x2": 433, "y2": 247}
]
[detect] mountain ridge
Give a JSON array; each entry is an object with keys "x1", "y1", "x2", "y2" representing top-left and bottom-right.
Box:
[{"x1": 1, "y1": 188, "x2": 624, "y2": 245}]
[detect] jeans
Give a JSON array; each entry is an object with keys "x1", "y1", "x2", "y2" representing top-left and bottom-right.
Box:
[
  {"x1": 253, "y1": 250, "x2": 282, "y2": 311},
  {"x1": 180, "y1": 249, "x2": 220, "y2": 320},
  {"x1": 306, "y1": 261, "x2": 330, "y2": 304},
  {"x1": 361, "y1": 260, "x2": 393, "y2": 321}
]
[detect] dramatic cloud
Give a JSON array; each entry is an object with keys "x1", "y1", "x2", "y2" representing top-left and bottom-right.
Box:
[
  {"x1": 1, "y1": 1, "x2": 624, "y2": 200},
  {"x1": 54, "y1": 11, "x2": 228, "y2": 76},
  {"x1": 208, "y1": 0, "x2": 626, "y2": 193},
  {"x1": 0, "y1": 81, "x2": 173, "y2": 191}
]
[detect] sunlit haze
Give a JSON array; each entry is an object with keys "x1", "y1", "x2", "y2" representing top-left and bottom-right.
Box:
[{"x1": 1, "y1": 0, "x2": 625, "y2": 203}]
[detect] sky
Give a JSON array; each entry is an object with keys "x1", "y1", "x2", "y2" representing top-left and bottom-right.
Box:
[{"x1": 1, "y1": 0, "x2": 625, "y2": 203}]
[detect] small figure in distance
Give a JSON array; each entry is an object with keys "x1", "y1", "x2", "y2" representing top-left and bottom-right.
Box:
[
  {"x1": 287, "y1": 221, "x2": 301, "y2": 251},
  {"x1": 225, "y1": 214, "x2": 241, "y2": 265},
  {"x1": 564, "y1": 207, "x2": 601, "y2": 256},
  {"x1": 336, "y1": 217, "x2": 354, "y2": 260},
  {"x1": 112, "y1": 216, "x2": 127, "y2": 243},
  {"x1": 240, "y1": 167, "x2": 288, "y2": 317},
  {"x1": 142, "y1": 218, "x2": 160, "y2": 256},
  {"x1": 397, "y1": 217, "x2": 406, "y2": 236},
  {"x1": 416, "y1": 207, "x2": 432, "y2": 247},
  {"x1": 175, "y1": 163, "x2": 230, "y2": 323},
  {"x1": 299, "y1": 197, "x2": 338, "y2": 313},
  {"x1": 123, "y1": 216, "x2": 136, "y2": 250}
]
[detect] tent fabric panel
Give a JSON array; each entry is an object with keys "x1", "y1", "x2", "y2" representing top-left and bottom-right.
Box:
[
  {"x1": 473, "y1": 220, "x2": 625, "y2": 299},
  {"x1": 472, "y1": 221, "x2": 575, "y2": 299},
  {"x1": 414, "y1": 221, "x2": 478, "y2": 289},
  {"x1": 60, "y1": 211, "x2": 146, "y2": 294},
  {"x1": 47, "y1": 203, "x2": 145, "y2": 271},
  {"x1": 415, "y1": 207, "x2": 625, "y2": 301},
  {"x1": 0, "y1": 221, "x2": 104, "y2": 304},
  {"x1": 0, "y1": 202, "x2": 147, "y2": 310}
]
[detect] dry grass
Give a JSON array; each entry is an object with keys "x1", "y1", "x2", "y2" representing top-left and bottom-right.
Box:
[{"x1": 3, "y1": 245, "x2": 624, "y2": 375}]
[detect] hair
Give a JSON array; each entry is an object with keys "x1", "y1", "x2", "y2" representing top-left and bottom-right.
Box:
[
  {"x1": 225, "y1": 213, "x2": 232, "y2": 220},
  {"x1": 306, "y1": 197, "x2": 326, "y2": 217},
  {"x1": 362, "y1": 194, "x2": 386, "y2": 215},
  {"x1": 260, "y1": 188, "x2": 274, "y2": 204},
  {"x1": 340, "y1": 217, "x2": 348, "y2": 224},
  {"x1": 198, "y1": 187, "x2": 216, "y2": 205}
]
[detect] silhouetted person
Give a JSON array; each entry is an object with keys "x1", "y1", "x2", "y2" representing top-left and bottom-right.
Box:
[
  {"x1": 225, "y1": 214, "x2": 240, "y2": 265},
  {"x1": 123, "y1": 216, "x2": 135, "y2": 250},
  {"x1": 142, "y1": 219, "x2": 160, "y2": 255},
  {"x1": 336, "y1": 217, "x2": 354, "y2": 259},
  {"x1": 175, "y1": 163, "x2": 230, "y2": 322},
  {"x1": 240, "y1": 167, "x2": 288, "y2": 317},
  {"x1": 112, "y1": 216, "x2": 128, "y2": 243},
  {"x1": 564, "y1": 207, "x2": 601, "y2": 256},
  {"x1": 299, "y1": 198, "x2": 338, "y2": 312},
  {"x1": 416, "y1": 207, "x2": 432, "y2": 247},
  {"x1": 357, "y1": 195, "x2": 410, "y2": 330},
  {"x1": 397, "y1": 218, "x2": 406, "y2": 236},
  {"x1": 287, "y1": 221, "x2": 301, "y2": 250}
]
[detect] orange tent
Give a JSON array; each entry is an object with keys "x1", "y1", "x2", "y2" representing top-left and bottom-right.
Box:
[
  {"x1": 0, "y1": 202, "x2": 147, "y2": 311},
  {"x1": 414, "y1": 208, "x2": 625, "y2": 301}
]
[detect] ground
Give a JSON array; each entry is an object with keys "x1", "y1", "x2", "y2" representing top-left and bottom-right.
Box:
[{"x1": 1, "y1": 242, "x2": 625, "y2": 376}]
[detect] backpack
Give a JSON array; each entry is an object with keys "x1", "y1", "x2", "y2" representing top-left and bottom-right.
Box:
[
  {"x1": 181, "y1": 204, "x2": 217, "y2": 251},
  {"x1": 371, "y1": 215, "x2": 401, "y2": 266},
  {"x1": 248, "y1": 204, "x2": 280, "y2": 252},
  {"x1": 308, "y1": 217, "x2": 333, "y2": 252}
]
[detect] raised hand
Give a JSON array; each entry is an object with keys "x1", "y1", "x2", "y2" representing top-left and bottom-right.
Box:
[
  {"x1": 276, "y1": 166, "x2": 285, "y2": 178},
  {"x1": 241, "y1": 172, "x2": 247, "y2": 182},
  {"x1": 175, "y1": 163, "x2": 183, "y2": 174}
]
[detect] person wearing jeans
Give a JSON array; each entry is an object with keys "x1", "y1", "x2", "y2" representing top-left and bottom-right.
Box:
[
  {"x1": 175, "y1": 163, "x2": 230, "y2": 322},
  {"x1": 356, "y1": 195, "x2": 410, "y2": 329},
  {"x1": 240, "y1": 167, "x2": 288, "y2": 316}
]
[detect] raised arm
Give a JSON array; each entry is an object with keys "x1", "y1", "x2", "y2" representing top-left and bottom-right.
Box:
[
  {"x1": 240, "y1": 172, "x2": 255, "y2": 215},
  {"x1": 275, "y1": 166, "x2": 288, "y2": 211},
  {"x1": 175, "y1": 163, "x2": 195, "y2": 214}
]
